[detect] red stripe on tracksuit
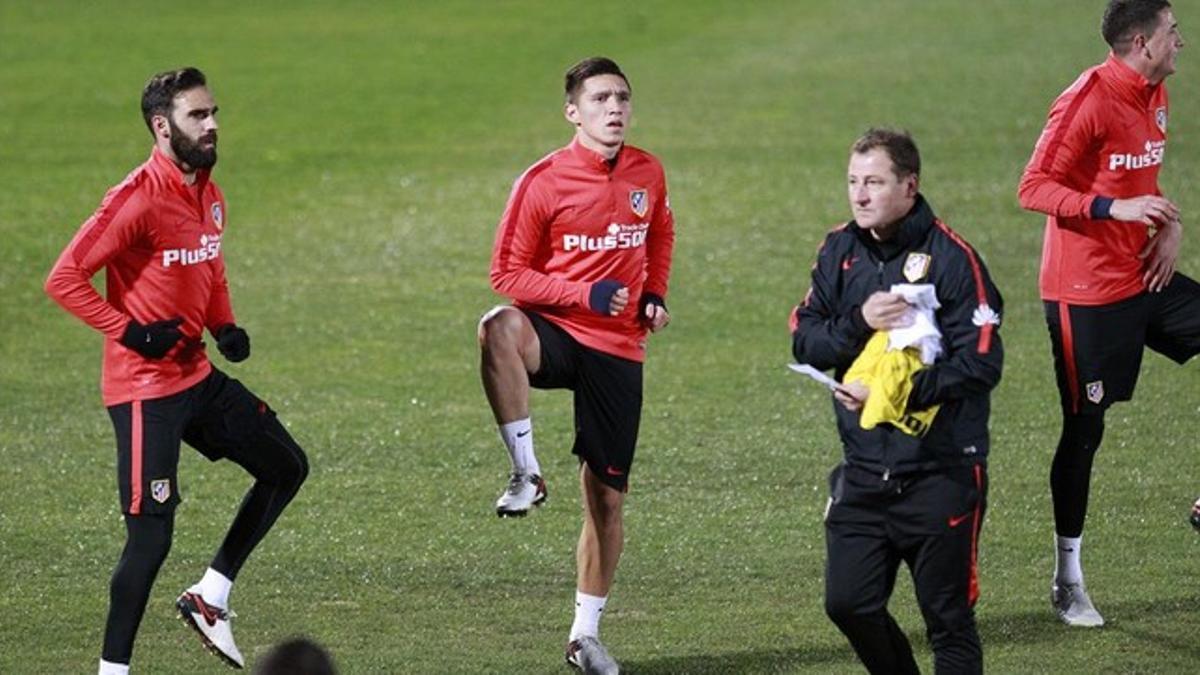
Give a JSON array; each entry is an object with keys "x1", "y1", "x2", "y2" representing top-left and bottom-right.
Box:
[
  {"x1": 967, "y1": 464, "x2": 984, "y2": 607},
  {"x1": 491, "y1": 158, "x2": 554, "y2": 276},
  {"x1": 1032, "y1": 74, "x2": 1100, "y2": 177},
  {"x1": 130, "y1": 400, "x2": 143, "y2": 515},
  {"x1": 1057, "y1": 303, "x2": 1080, "y2": 414},
  {"x1": 935, "y1": 221, "x2": 993, "y2": 354}
]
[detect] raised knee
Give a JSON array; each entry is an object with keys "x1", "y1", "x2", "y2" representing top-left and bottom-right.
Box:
[
  {"x1": 478, "y1": 306, "x2": 524, "y2": 352},
  {"x1": 287, "y1": 448, "x2": 310, "y2": 490},
  {"x1": 259, "y1": 422, "x2": 310, "y2": 490}
]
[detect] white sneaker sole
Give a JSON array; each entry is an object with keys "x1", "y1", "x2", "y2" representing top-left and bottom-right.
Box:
[{"x1": 496, "y1": 493, "x2": 547, "y2": 517}]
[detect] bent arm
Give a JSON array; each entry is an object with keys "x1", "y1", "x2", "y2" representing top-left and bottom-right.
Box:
[{"x1": 45, "y1": 191, "x2": 145, "y2": 338}]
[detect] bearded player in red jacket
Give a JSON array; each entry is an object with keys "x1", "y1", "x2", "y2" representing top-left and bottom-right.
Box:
[
  {"x1": 1019, "y1": 0, "x2": 1194, "y2": 628},
  {"x1": 46, "y1": 68, "x2": 308, "y2": 673},
  {"x1": 478, "y1": 57, "x2": 674, "y2": 673}
]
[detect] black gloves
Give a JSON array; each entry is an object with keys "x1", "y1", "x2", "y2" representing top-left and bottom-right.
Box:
[
  {"x1": 119, "y1": 319, "x2": 250, "y2": 363},
  {"x1": 216, "y1": 324, "x2": 251, "y2": 362},
  {"x1": 120, "y1": 318, "x2": 183, "y2": 359},
  {"x1": 638, "y1": 292, "x2": 667, "y2": 320},
  {"x1": 588, "y1": 279, "x2": 624, "y2": 315}
]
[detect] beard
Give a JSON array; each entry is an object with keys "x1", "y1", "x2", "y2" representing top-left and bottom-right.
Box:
[{"x1": 168, "y1": 118, "x2": 217, "y2": 170}]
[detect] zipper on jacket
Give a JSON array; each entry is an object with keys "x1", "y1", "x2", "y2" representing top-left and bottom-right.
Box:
[{"x1": 877, "y1": 257, "x2": 892, "y2": 484}]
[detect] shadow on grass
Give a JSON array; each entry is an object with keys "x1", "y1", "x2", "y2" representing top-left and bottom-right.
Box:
[
  {"x1": 622, "y1": 643, "x2": 856, "y2": 675},
  {"x1": 983, "y1": 592, "x2": 1200, "y2": 657},
  {"x1": 621, "y1": 594, "x2": 1200, "y2": 674}
]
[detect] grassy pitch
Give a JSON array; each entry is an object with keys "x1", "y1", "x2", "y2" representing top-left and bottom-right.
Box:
[{"x1": 2, "y1": 1, "x2": 1199, "y2": 672}]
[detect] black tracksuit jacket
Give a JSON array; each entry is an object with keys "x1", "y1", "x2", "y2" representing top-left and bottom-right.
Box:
[{"x1": 791, "y1": 195, "x2": 1003, "y2": 476}]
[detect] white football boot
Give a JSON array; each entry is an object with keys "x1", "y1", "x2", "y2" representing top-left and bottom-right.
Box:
[
  {"x1": 176, "y1": 588, "x2": 245, "y2": 668},
  {"x1": 1051, "y1": 581, "x2": 1105, "y2": 627},
  {"x1": 495, "y1": 472, "x2": 546, "y2": 517},
  {"x1": 565, "y1": 636, "x2": 620, "y2": 675}
]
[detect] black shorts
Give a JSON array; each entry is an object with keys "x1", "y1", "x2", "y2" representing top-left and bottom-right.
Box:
[
  {"x1": 524, "y1": 310, "x2": 643, "y2": 492},
  {"x1": 107, "y1": 368, "x2": 281, "y2": 515},
  {"x1": 1045, "y1": 273, "x2": 1200, "y2": 414}
]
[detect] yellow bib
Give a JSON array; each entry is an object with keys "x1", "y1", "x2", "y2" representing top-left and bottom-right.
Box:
[{"x1": 843, "y1": 332, "x2": 939, "y2": 437}]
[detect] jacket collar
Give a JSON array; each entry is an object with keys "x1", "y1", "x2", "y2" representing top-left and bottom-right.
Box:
[
  {"x1": 1101, "y1": 51, "x2": 1160, "y2": 106},
  {"x1": 568, "y1": 136, "x2": 622, "y2": 173},
  {"x1": 851, "y1": 193, "x2": 935, "y2": 258},
  {"x1": 148, "y1": 145, "x2": 211, "y2": 194}
]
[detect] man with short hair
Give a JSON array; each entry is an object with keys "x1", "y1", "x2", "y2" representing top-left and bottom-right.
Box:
[
  {"x1": 479, "y1": 56, "x2": 674, "y2": 673},
  {"x1": 1018, "y1": 0, "x2": 1194, "y2": 628},
  {"x1": 254, "y1": 637, "x2": 337, "y2": 675},
  {"x1": 46, "y1": 67, "x2": 309, "y2": 673},
  {"x1": 792, "y1": 128, "x2": 1002, "y2": 674}
]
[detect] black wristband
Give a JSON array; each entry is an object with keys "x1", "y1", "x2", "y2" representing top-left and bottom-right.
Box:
[
  {"x1": 1090, "y1": 196, "x2": 1114, "y2": 220},
  {"x1": 588, "y1": 279, "x2": 624, "y2": 314}
]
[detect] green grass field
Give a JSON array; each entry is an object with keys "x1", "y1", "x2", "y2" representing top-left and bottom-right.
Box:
[{"x1": 3, "y1": 1, "x2": 1200, "y2": 672}]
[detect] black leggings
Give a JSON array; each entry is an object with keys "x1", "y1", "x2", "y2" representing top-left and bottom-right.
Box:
[
  {"x1": 211, "y1": 413, "x2": 309, "y2": 578},
  {"x1": 102, "y1": 514, "x2": 174, "y2": 663},
  {"x1": 1050, "y1": 413, "x2": 1106, "y2": 538}
]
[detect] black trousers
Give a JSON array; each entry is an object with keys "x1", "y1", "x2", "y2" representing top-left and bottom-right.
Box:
[{"x1": 825, "y1": 462, "x2": 987, "y2": 675}]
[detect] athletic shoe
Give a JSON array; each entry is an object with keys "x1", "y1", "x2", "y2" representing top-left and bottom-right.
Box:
[
  {"x1": 176, "y1": 589, "x2": 245, "y2": 669},
  {"x1": 565, "y1": 636, "x2": 619, "y2": 674},
  {"x1": 1190, "y1": 497, "x2": 1200, "y2": 531},
  {"x1": 495, "y1": 472, "x2": 546, "y2": 517},
  {"x1": 1051, "y1": 581, "x2": 1105, "y2": 627}
]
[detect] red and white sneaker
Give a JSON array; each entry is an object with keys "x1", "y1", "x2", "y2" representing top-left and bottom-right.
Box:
[
  {"x1": 176, "y1": 589, "x2": 245, "y2": 669},
  {"x1": 495, "y1": 472, "x2": 547, "y2": 517}
]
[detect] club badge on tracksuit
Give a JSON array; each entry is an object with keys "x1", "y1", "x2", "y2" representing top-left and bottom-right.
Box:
[
  {"x1": 903, "y1": 253, "x2": 931, "y2": 282},
  {"x1": 629, "y1": 189, "x2": 648, "y2": 218}
]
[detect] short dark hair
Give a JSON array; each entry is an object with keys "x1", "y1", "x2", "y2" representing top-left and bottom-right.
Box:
[
  {"x1": 1102, "y1": 0, "x2": 1171, "y2": 53},
  {"x1": 254, "y1": 637, "x2": 337, "y2": 675},
  {"x1": 564, "y1": 57, "x2": 630, "y2": 103},
  {"x1": 851, "y1": 128, "x2": 920, "y2": 179},
  {"x1": 141, "y1": 67, "x2": 207, "y2": 136}
]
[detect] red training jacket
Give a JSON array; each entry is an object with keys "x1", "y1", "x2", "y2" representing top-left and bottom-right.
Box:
[
  {"x1": 1019, "y1": 53, "x2": 1168, "y2": 305},
  {"x1": 490, "y1": 138, "x2": 675, "y2": 362},
  {"x1": 45, "y1": 147, "x2": 235, "y2": 405}
]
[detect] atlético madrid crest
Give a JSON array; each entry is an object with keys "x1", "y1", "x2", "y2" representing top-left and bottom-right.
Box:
[
  {"x1": 903, "y1": 252, "x2": 931, "y2": 282},
  {"x1": 150, "y1": 479, "x2": 171, "y2": 504},
  {"x1": 211, "y1": 202, "x2": 224, "y2": 231},
  {"x1": 1156, "y1": 107, "x2": 1167, "y2": 133},
  {"x1": 629, "y1": 189, "x2": 648, "y2": 218}
]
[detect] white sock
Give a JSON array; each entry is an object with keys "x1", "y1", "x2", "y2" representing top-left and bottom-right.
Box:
[
  {"x1": 99, "y1": 659, "x2": 129, "y2": 675},
  {"x1": 569, "y1": 591, "x2": 607, "y2": 640},
  {"x1": 500, "y1": 418, "x2": 539, "y2": 475},
  {"x1": 196, "y1": 567, "x2": 233, "y2": 609},
  {"x1": 1055, "y1": 535, "x2": 1084, "y2": 585}
]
